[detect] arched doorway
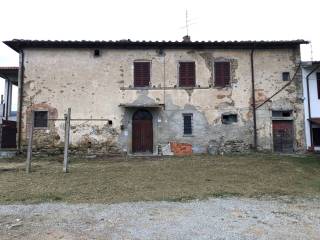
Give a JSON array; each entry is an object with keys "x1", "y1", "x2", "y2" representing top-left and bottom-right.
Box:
[{"x1": 132, "y1": 109, "x2": 153, "y2": 153}]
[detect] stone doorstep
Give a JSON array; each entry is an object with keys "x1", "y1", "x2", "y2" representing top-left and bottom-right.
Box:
[{"x1": 128, "y1": 153, "x2": 159, "y2": 158}]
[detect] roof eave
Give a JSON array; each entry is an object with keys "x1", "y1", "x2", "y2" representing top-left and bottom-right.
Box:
[
  {"x1": 3, "y1": 41, "x2": 20, "y2": 52},
  {"x1": 3, "y1": 39, "x2": 309, "y2": 52},
  {"x1": 301, "y1": 61, "x2": 320, "y2": 67}
]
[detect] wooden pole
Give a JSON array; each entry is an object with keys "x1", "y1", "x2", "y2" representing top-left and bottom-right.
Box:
[
  {"x1": 63, "y1": 108, "x2": 71, "y2": 173},
  {"x1": 26, "y1": 111, "x2": 34, "y2": 173}
]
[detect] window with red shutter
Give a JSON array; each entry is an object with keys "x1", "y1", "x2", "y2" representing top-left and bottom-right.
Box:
[
  {"x1": 317, "y1": 72, "x2": 320, "y2": 99},
  {"x1": 214, "y1": 62, "x2": 230, "y2": 87},
  {"x1": 134, "y1": 62, "x2": 150, "y2": 87},
  {"x1": 179, "y1": 62, "x2": 195, "y2": 87}
]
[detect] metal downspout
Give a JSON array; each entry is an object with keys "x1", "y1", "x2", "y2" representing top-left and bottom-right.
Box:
[
  {"x1": 5, "y1": 79, "x2": 10, "y2": 120},
  {"x1": 251, "y1": 48, "x2": 257, "y2": 150},
  {"x1": 163, "y1": 50, "x2": 166, "y2": 110},
  {"x1": 17, "y1": 50, "x2": 24, "y2": 153}
]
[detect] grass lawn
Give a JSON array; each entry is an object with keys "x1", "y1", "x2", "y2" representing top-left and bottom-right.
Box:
[{"x1": 0, "y1": 153, "x2": 319, "y2": 204}]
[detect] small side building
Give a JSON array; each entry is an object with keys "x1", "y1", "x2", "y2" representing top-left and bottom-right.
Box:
[
  {"x1": 0, "y1": 67, "x2": 18, "y2": 149},
  {"x1": 302, "y1": 61, "x2": 320, "y2": 151}
]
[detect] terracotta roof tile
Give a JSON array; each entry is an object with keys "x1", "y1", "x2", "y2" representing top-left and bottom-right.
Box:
[{"x1": 3, "y1": 39, "x2": 309, "y2": 52}]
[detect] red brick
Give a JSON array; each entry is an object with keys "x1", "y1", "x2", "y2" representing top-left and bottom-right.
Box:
[{"x1": 170, "y1": 142, "x2": 192, "y2": 156}]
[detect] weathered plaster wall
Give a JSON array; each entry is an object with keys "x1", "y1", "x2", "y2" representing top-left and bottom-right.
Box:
[
  {"x1": 253, "y1": 49, "x2": 305, "y2": 151},
  {"x1": 21, "y1": 47, "x2": 304, "y2": 155}
]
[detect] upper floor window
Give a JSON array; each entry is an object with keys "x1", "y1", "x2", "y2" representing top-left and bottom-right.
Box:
[
  {"x1": 94, "y1": 49, "x2": 100, "y2": 57},
  {"x1": 34, "y1": 111, "x2": 48, "y2": 128},
  {"x1": 282, "y1": 72, "x2": 290, "y2": 81},
  {"x1": 134, "y1": 62, "x2": 150, "y2": 87},
  {"x1": 179, "y1": 62, "x2": 195, "y2": 87},
  {"x1": 214, "y1": 62, "x2": 230, "y2": 87},
  {"x1": 317, "y1": 72, "x2": 320, "y2": 99}
]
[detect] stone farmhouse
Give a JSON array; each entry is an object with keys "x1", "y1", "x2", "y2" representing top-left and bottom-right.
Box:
[{"x1": 2, "y1": 38, "x2": 308, "y2": 155}]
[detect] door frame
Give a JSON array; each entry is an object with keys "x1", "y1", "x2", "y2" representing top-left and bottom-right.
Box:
[
  {"x1": 132, "y1": 109, "x2": 153, "y2": 153},
  {"x1": 272, "y1": 120, "x2": 294, "y2": 152},
  {"x1": 125, "y1": 108, "x2": 158, "y2": 155}
]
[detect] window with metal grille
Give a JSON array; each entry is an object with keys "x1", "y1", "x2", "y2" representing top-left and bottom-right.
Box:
[
  {"x1": 179, "y1": 62, "x2": 195, "y2": 87},
  {"x1": 222, "y1": 114, "x2": 237, "y2": 124},
  {"x1": 282, "y1": 72, "x2": 290, "y2": 81},
  {"x1": 134, "y1": 62, "x2": 150, "y2": 87},
  {"x1": 272, "y1": 110, "x2": 292, "y2": 118},
  {"x1": 34, "y1": 111, "x2": 48, "y2": 128},
  {"x1": 214, "y1": 62, "x2": 230, "y2": 87},
  {"x1": 183, "y1": 114, "x2": 193, "y2": 135},
  {"x1": 317, "y1": 72, "x2": 320, "y2": 99}
]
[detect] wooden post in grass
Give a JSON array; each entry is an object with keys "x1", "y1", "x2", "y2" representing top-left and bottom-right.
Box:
[
  {"x1": 63, "y1": 108, "x2": 71, "y2": 173},
  {"x1": 26, "y1": 111, "x2": 34, "y2": 173}
]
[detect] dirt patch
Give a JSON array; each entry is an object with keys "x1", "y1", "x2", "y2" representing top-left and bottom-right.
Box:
[
  {"x1": 0, "y1": 154, "x2": 319, "y2": 204},
  {"x1": 0, "y1": 198, "x2": 319, "y2": 239}
]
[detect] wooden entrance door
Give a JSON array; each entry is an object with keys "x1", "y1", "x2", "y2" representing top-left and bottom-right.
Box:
[
  {"x1": 132, "y1": 110, "x2": 153, "y2": 153},
  {"x1": 272, "y1": 120, "x2": 293, "y2": 152}
]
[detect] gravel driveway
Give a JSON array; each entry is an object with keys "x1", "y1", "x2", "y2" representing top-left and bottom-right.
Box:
[{"x1": 0, "y1": 197, "x2": 319, "y2": 240}]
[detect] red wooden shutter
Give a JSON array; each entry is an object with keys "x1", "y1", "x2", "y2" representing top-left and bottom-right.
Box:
[
  {"x1": 134, "y1": 62, "x2": 150, "y2": 87},
  {"x1": 179, "y1": 62, "x2": 195, "y2": 87},
  {"x1": 214, "y1": 62, "x2": 230, "y2": 87}
]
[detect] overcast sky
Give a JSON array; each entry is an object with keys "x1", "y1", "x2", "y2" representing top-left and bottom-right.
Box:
[{"x1": 0, "y1": 0, "x2": 319, "y2": 97}]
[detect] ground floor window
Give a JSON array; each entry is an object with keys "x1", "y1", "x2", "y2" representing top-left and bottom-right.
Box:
[
  {"x1": 183, "y1": 114, "x2": 193, "y2": 135},
  {"x1": 34, "y1": 111, "x2": 48, "y2": 128},
  {"x1": 312, "y1": 127, "x2": 320, "y2": 146},
  {"x1": 221, "y1": 113, "x2": 237, "y2": 124}
]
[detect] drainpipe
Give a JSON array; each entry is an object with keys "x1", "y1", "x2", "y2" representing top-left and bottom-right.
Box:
[
  {"x1": 163, "y1": 50, "x2": 166, "y2": 110},
  {"x1": 17, "y1": 50, "x2": 24, "y2": 153},
  {"x1": 250, "y1": 48, "x2": 257, "y2": 150},
  {"x1": 306, "y1": 64, "x2": 320, "y2": 147},
  {"x1": 5, "y1": 79, "x2": 10, "y2": 120}
]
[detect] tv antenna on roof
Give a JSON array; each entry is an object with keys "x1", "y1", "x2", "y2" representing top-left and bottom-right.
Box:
[
  {"x1": 185, "y1": 9, "x2": 189, "y2": 36},
  {"x1": 180, "y1": 9, "x2": 198, "y2": 40}
]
